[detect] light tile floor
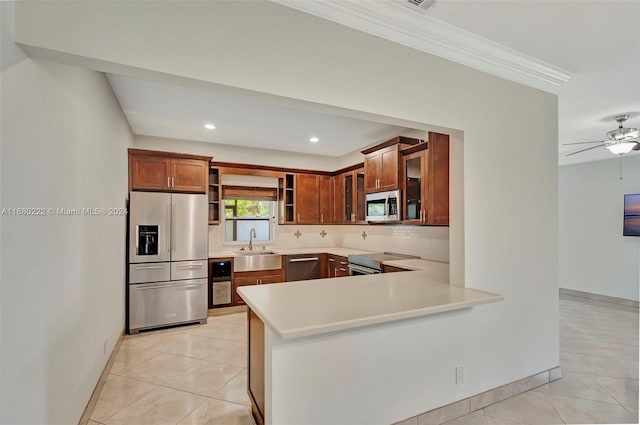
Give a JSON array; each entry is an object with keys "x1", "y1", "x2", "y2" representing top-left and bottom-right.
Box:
[
  {"x1": 444, "y1": 294, "x2": 639, "y2": 425},
  {"x1": 90, "y1": 312, "x2": 255, "y2": 425},
  {"x1": 90, "y1": 294, "x2": 638, "y2": 425}
]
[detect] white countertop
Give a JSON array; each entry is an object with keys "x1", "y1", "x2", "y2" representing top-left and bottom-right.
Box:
[
  {"x1": 209, "y1": 246, "x2": 373, "y2": 258},
  {"x1": 238, "y1": 271, "x2": 503, "y2": 340}
]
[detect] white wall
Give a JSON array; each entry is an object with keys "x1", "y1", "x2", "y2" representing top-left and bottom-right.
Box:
[
  {"x1": 0, "y1": 4, "x2": 132, "y2": 422},
  {"x1": 559, "y1": 156, "x2": 640, "y2": 301},
  {"x1": 13, "y1": 1, "x2": 558, "y2": 422}
]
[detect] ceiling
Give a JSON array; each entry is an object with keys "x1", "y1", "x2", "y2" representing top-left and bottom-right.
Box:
[
  {"x1": 425, "y1": 0, "x2": 640, "y2": 165},
  {"x1": 107, "y1": 1, "x2": 640, "y2": 165},
  {"x1": 107, "y1": 74, "x2": 407, "y2": 157}
]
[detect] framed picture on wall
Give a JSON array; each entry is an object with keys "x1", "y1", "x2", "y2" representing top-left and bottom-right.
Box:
[{"x1": 623, "y1": 194, "x2": 640, "y2": 236}]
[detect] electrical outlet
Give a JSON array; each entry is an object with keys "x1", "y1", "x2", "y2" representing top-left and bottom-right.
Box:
[
  {"x1": 103, "y1": 339, "x2": 109, "y2": 355},
  {"x1": 455, "y1": 365, "x2": 464, "y2": 384}
]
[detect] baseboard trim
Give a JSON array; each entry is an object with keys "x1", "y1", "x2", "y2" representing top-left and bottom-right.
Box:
[
  {"x1": 560, "y1": 288, "x2": 639, "y2": 308},
  {"x1": 393, "y1": 366, "x2": 562, "y2": 425},
  {"x1": 78, "y1": 330, "x2": 126, "y2": 425}
]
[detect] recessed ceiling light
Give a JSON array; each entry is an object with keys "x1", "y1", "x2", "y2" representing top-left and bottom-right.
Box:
[
  {"x1": 309, "y1": 137, "x2": 319, "y2": 143},
  {"x1": 204, "y1": 123, "x2": 216, "y2": 130}
]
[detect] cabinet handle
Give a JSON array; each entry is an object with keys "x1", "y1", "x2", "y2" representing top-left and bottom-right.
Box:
[
  {"x1": 321, "y1": 213, "x2": 324, "y2": 223},
  {"x1": 172, "y1": 177, "x2": 175, "y2": 188},
  {"x1": 329, "y1": 258, "x2": 335, "y2": 262},
  {"x1": 297, "y1": 213, "x2": 300, "y2": 222},
  {"x1": 334, "y1": 267, "x2": 337, "y2": 276},
  {"x1": 167, "y1": 177, "x2": 170, "y2": 188},
  {"x1": 420, "y1": 210, "x2": 423, "y2": 222}
]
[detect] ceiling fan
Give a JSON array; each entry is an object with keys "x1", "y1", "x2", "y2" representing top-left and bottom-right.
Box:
[{"x1": 564, "y1": 114, "x2": 640, "y2": 156}]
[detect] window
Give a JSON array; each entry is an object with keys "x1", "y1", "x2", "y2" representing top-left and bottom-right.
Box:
[{"x1": 223, "y1": 199, "x2": 275, "y2": 243}]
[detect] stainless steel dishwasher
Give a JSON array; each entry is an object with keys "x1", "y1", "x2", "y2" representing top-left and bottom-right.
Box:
[{"x1": 285, "y1": 254, "x2": 321, "y2": 282}]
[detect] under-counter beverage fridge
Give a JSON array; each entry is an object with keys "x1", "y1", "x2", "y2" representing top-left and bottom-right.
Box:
[{"x1": 128, "y1": 191, "x2": 208, "y2": 333}]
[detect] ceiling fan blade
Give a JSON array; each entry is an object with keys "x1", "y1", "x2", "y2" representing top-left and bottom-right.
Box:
[
  {"x1": 565, "y1": 143, "x2": 607, "y2": 156},
  {"x1": 562, "y1": 141, "x2": 606, "y2": 145}
]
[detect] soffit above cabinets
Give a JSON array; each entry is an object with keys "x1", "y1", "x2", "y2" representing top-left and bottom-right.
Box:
[{"x1": 108, "y1": 74, "x2": 408, "y2": 157}]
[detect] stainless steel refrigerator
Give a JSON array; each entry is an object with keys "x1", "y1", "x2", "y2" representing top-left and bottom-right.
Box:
[{"x1": 128, "y1": 192, "x2": 208, "y2": 333}]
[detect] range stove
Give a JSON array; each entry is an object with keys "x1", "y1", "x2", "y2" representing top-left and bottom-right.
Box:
[{"x1": 347, "y1": 252, "x2": 419, "y2": 275}]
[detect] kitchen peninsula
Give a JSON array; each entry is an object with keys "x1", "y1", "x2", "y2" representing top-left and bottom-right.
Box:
[{"x1": 238, "y1": 264, "x2": 503, "y2": 425}]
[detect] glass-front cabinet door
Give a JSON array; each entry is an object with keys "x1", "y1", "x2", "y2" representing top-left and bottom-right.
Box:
[
  {"x1": 403, "y1": 150, "x2": 427, "y2": 224},
  {"x1": 343, "y1": 173, "x2": 353, "y2": 222},
  {"x1": 342, "y1": 169, "x2": 366, "y2": 223},
  {"x1": 355, "y1": 170, "x2": 365, "y2": 222}
]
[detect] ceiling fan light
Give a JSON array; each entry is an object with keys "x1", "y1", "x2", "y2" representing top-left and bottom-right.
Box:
[{"x1": 606, "y1": 142, "x2": 636, "y2": 155}]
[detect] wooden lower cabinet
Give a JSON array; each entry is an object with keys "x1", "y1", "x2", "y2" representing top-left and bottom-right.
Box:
[
  {"x1": 327, "y1": 254, "x2": 349, "y2": 277},
  {"x1": 382, "y1": 265, "x2": 409, "y2": 273},
  {"x1": 248, "y1": 308, "x2": 265, "y2": 425},
  {"x1": 233, "y1": 269, "x2": 284, "y2": 305}
]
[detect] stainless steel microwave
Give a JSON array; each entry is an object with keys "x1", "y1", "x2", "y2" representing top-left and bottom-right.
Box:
[{"x1": 365, "y1": 190, "x2": 401, "y2": 222}]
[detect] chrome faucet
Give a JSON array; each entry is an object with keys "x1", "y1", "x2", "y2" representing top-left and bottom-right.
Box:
[{"x1": 249, "y1": 228, "x2": 257, "y2": 251}]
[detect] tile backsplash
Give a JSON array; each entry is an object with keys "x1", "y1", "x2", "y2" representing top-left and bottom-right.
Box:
[{"x1": 209, "y1": 223, "x2": 449, "y2": 262}]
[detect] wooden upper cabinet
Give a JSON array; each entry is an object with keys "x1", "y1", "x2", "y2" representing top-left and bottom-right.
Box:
[
  {"x1": 364, "y1": 145, "x2": 399, "y2": 192},
  {"x1": 427, "y1": 132, "x2": 450, "y2": 225},
  {"x1": 364, "y1": 153, "x2": 381, "y2": 193},
  {"x1": 362, "y1": 137, "x2": 420, "y2": 193},
  {"x1": 128, "y1": 149, "x2": 211, "y2": 193},
  {"x1": 130, "y1": 155, "x2": 171, "y2": 191},
  {"x1": 379, "y1": 146, "x2": 400, "y2": 191},
  {"x1": 319, "y1": 175, "x2": 337, "y2": 224},
  {"x1": 400, "y1": 132, "x2": 450, "y2": 225},
  {"x1": 171, "y1": 158, "x2": 208, "y2": 193},
  {"x1": 295, "y1": 174, "x2": 320, "y2": 224}
]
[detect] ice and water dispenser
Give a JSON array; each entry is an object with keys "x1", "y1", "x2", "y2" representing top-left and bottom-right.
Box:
[{"x1": 137, "y1": 225, "x2": 159, "y2": 256}]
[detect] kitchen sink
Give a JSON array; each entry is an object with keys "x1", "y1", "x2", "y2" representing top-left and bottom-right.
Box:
[{"x1": 234, "y1": 253, "x2": 282, "y2": 272}]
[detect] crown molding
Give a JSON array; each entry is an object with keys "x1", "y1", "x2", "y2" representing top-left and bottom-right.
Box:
[{"x1": 272, "y1": 0, "x2": 572, "y2": 94}]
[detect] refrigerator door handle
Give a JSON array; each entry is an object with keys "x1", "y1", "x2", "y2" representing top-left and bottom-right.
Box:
[
  {"x1": 166, "y1": 203, "x2": 171, "y2": 253},
  {"x1": 136, "y1": 281, "x2": 205, "y2": 290},
  {"x1": 176, "y1": 262, "x2": 204, "y2": 269},
  {"x1": 133, "y1": 264, "x2": 167, "y2": 270},
  {"x1": 135, "y1": 224, "x2": 139, "y2": 256},
  {"x1": 172, "y1": 202, "x2": 176, "y2": 253}
]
